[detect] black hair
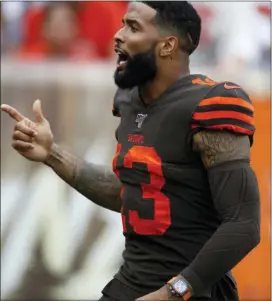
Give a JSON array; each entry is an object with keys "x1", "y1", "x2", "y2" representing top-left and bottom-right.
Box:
[{"x1": 142, "y1": 1, "x2": 201, "y2": 55}]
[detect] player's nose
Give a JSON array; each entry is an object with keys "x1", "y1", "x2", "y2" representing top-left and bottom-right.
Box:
[{"x1": 113, "y1": 27, "x2": 125, "y2": 45}]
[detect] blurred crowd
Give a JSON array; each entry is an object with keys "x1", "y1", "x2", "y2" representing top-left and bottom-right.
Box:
[{"x1": 1, "y1": 1, "x2": 271, "y2": 70}]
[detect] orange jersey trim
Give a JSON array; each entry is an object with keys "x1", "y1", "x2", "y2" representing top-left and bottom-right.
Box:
[
  {"x1": 193, "y1": 110, "x2": 254, "y2": 126},
  {"x1": 198, "y1": 97, "x2": 254, "y2": 112},
  {"x1": 191, "y1": 124, "x2": 254, "y2": 135}
]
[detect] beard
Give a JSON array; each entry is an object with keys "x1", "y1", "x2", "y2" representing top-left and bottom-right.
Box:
[{"x1": 114, "y1": 44, "x2": 157, "y2": 89}]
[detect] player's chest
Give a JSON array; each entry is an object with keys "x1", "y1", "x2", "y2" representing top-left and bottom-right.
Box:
[{"x1": 114, "y1": 104, "x2": 192, "y2": 172}]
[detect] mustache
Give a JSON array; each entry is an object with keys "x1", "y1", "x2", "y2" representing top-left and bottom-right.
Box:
[{"x1": 114, "y1": 46, "x2": 131, "y2": 61}]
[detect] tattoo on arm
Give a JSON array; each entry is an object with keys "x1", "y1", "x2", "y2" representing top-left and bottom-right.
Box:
[
  {"x1": 45, "y1": 144, "x2": 122, "y2": 212},
  {"x1": 193, "y1": 131, "x2": 250, "y2": 168}
]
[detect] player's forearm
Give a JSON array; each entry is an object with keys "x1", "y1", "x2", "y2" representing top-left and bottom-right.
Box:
[
  {"x1": 45, "y1": 143, "x2": 122, "y2": 212},
  {"x1": 181, "y1": 162, "x2": 260, "y2": 294}
]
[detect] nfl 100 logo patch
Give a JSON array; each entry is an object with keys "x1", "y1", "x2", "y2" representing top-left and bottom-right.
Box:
[{"x1": 135, "y1": 113, "x2": 148, "y2": 128}]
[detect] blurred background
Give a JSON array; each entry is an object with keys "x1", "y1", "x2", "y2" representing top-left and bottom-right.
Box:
[{"x1": 0, "y1": 1, "x2": 271, "y2": 300}]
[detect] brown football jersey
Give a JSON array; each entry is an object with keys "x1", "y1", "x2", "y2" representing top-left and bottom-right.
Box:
[{"x1": 111, "y1": 74, "x2": 255, "y2": 294}]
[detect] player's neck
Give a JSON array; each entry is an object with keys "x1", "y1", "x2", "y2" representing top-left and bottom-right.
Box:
[{"x1": 141, "y1": 63, "x2": 189, "y2": 104}]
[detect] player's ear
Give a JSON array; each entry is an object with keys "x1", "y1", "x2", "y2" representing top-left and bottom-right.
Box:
[{"x1": 159, "y1": 36, "x2": 178, "y2": 57}]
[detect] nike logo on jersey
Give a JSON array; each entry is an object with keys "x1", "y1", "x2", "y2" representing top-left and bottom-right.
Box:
[{"x1": 224, "y1": 83, "x2": 240, "y2": 90}]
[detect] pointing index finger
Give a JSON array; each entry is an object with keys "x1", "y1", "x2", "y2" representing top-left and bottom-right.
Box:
[{"x1": 1, "y1": 104, "x2": 25, "y2": 122}]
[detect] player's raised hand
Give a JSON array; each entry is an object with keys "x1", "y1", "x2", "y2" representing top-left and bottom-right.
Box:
[{"x1": 1, "y1": 99, "x2": 54, "y2": 162}]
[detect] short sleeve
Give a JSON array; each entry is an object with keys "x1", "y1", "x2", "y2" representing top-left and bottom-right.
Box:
[{"x1": 191, "y1": 82, "x2": 255, "y2": 144}]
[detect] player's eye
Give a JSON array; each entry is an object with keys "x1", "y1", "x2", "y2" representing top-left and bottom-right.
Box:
[{"x1": 128, "y1": 23, "x2": 139, "y2": 33}]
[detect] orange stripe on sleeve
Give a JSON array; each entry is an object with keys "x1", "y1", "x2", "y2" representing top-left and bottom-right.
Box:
[
  {"x1": 199, "y1": 97, "x2": 254, "y2": 112},
  {"x1": 191, "y1": 124, "x2": 254, "y2": 135},
  {"x1": 193, "y1": 111, "x2": 254, "y2": 126}
]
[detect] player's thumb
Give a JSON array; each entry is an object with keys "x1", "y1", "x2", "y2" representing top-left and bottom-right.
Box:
[{"x1": 32, "y1": 99, "x2": 45, "y2": 123}]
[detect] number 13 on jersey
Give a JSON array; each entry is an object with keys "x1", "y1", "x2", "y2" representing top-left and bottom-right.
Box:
[{"x1": 112, "y1": 144, "x2": 171, "y2": 235}]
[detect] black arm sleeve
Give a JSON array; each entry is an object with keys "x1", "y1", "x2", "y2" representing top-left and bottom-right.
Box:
[{"x1": 181, "y1": 160, "x2": 260, "y2": 295}]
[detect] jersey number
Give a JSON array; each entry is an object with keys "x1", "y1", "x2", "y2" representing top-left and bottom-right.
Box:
[{"x1": 113, "y1": 144, "x2": 171, "y2": 235}]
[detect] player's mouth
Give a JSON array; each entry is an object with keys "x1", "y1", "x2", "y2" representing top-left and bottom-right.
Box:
[{"x1": 115, "y1": 48, "x2": 129, "y2": 71}]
